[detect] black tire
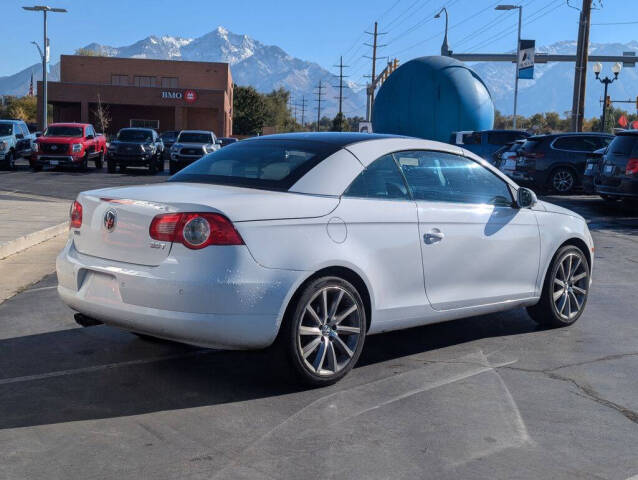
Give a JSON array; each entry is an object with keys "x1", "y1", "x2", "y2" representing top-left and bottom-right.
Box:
[
  {"x1": 527, "y1": 245, "x2": 590, "y2": 328},
  {"x1": 3, "y1": 150, "x2": 15, "y2": 170},
  {"x1": 30, "y1": 159, "x2": 42, "y2": 172},
  {"x1": 107, "y1": 159, "x2": 116, "y2": 173},
  {"x1": 80, "y1": 153, "x2": 89, "y2": 172},
  {"x1": 278, "y1": 276, "x2": 366, "y2": 387},
  {"x1": 169, "y1": 162, "x2": 179, "y2": 175},
  {"x1": 549, "y1": 167, "x2": 576, "y2": 194},
  {"x1": 95, "y1": 151, "x2": 103, "y2": 169},
  {"x1": 156, "y1": 154, "x2": 164, "y2": 173}
]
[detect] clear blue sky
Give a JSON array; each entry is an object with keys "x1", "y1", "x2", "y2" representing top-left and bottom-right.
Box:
[{"x1": 2, "y1": 0, "x2": 636, "y2": 86}]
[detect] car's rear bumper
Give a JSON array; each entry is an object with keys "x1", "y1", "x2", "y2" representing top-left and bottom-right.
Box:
[
  {"x1": 56, "y1": 238, "x2": 303, "y2": 349},
  {"x1": 595, "y1": 177, "x2": 638, "y2": 197}
]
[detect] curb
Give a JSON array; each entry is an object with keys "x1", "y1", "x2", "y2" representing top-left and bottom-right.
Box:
[{"x1": 0, "y1": 222, "x2": 68, "y2": 260}]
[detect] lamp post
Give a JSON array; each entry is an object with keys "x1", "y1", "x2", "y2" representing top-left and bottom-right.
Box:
[
  {"x1": 434, "y1": 8, "x2": 451, "y2": 56},
  {"x1": 593, "y1": 62, "x2": 622, "y2": 132},
  {"x1": 496, "y1": 4, "x2": 522, "y2": 129},
  {"x1": 22, "y1": 5, "x2": 67, "y2": 131}
]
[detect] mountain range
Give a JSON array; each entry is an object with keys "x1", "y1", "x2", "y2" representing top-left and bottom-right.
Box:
[{"x1": 1, "y1": 27, "x2": 636, "y2": 121}]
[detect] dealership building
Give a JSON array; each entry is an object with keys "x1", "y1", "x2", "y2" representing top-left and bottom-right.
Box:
[{"x1": 37, "y1": 55, "x2": 233, "y2": 136}]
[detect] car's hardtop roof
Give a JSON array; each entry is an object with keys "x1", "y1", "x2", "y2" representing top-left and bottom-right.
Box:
[
  {"x1": 119, "y1": 127, "x2": 155, "y2": 132},
  {"x1": 0, "y1": 119, "x2": 24, "y2": 124},
  {"x1": 452, "y1": 129, "x2": 529, "y2": 134},
  {"x1": 179, "y1": 130, "x2": 214, "y2": 134},
  {"x1": 528, "y1": 131, "x2": 614, "y2": 140},
  {"x1": 242, "y1": 132, "x2": 404, "y2": 147}
]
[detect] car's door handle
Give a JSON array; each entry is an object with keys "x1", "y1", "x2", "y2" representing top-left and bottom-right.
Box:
[{"x1": 424, "y1": 229, "x2": 444, "y2": 244}]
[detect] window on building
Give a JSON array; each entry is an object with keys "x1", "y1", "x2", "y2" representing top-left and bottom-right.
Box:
[
  {"x1": 134, "y1": 76, "x2": 156, "y2": 87},
  {"x1": 161, "y1": 77, "x2": 179, "y2": 88},
  {"x1": 111, "y1": 75, "x2": 129, "y2": 86},
  {"x1": 130, "y1": 119, "x2": 160, "y2": 129}
]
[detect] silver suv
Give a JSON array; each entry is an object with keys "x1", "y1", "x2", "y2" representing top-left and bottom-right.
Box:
[
  {"x1": 0, "y1": 119, "x2": 36, "y2": 170},
  {"x1": 169, "y1": 130, "x2": 221, "y2": 174}
]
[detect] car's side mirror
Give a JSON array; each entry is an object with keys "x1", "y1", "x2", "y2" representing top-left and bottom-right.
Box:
[
  {"x1": 86, "y1": 134, "x2": 94, "y2": 140},
  {"x1": 517, "y1": 187, "x2": 537, "y2": 208},
  {"x1": 215, "y1": 139, "x2": 222, "y2": 145},
  {"x1": 15, "y1": 133, "x2": 24, "y2": 140}
]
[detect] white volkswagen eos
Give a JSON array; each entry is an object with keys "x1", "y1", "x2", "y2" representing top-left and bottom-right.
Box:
[{"x1": 57, "y1": 133, "x2": 594, "y2": 385}]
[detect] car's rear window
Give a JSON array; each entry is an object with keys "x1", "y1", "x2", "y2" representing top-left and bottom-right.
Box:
[
  {"x1": 521, "y1": 139, "x2": 544, "y2": 152},
  {"x1": 168, "y1": 139, "x2": 342, "y2": 191},
  {"x1": 609, "y1": 135, "x2": 638, "y2": 156}
]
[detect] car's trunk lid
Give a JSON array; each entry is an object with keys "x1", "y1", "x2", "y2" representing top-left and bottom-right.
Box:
[{"x1": 73, "y1": 183, "x2": 339, "y2": 266}]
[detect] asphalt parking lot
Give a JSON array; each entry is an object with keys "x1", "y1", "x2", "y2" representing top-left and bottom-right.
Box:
[{"x1": 1, "y1": 162, "x2": 638, "y2": 479}]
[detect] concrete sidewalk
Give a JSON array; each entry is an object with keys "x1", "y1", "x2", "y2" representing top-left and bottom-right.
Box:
[{"x1": 0, "y1": 191, "x2": 70, "y2": 259}]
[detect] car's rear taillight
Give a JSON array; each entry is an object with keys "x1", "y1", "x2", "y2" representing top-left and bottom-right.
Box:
[
  {"x1": 149, "y1": 212, "x2": 243, "y2": 249},
  {"x1": 625, "y1": 158, "x2": 638, "y2": 176},
  {"x1": 523, "y1": 152, "x2": 545, "y2": 159},
  {"x1": 69, "y1": 201, "x2": 82, "y2": 229}
]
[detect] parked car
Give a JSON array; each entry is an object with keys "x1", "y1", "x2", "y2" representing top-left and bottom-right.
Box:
[
  {"x1": 57, "y1": 133, "x2": 594, "y2": 386},
  {"x1": 494, "y1": 139, "x2": 525, "y2": 171},
  {"x1": 0, "y1": 119, "x2": 36, "y2": 170},
  {"x1": 507, "y1": 132, "x2": 613, "y2": 194},
  {"x1": 31, "y1": 123, "x2": 106, "y2": 171},
  {"x1": 106, "y1": 128, "x2": 164, "y2": 174},
  {"x1": 159, "y1": 130, "x2": 179, "y2": 157},
  {"x1": 169, "y1": 130, "x2": 221, "y2": 174},
  {"x1": 595, "y1": 130, "x2": 638, "y2": 201},
  {"x1": 218, "y1": 137, "x2": 239, "y2": 147},
  {"x1": 449, "y1": 129, "x2": 530, "y2": 162},
  {"x1": 582, "y1": 147, "x2": 607, "y2": 194}
]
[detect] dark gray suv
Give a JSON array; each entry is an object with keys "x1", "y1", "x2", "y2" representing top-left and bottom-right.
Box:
[
  {"x1": 596, "y1": 131, "x2": 638, "y2": 201},
  {"x1": 507, "y1": 132, "x2": 613, "y2": 194}
]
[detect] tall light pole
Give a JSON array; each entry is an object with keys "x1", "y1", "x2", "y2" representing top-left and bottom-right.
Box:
[
  {"x1": 496, "y1": 4, "x2": 522, "y2": 129},
  {"x1": 22, "y1": 5, "x2": 67, "y2": 131},
  {"x1": 434, "y1": 8, "x2": 451, "y2": 56},
  {"x1": 593, "y1": 62, "x2": 622, "y2": 132}
]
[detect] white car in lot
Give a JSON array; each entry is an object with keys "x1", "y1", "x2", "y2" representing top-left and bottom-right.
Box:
[{"x1": 57, "y1": 133, "x2": 594, "y2": 385}]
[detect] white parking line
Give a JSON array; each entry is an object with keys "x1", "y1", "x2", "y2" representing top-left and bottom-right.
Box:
[
  {"x1": 0, "y1": 350, "x2": 208, "y2": 386},
  {"x1": 21, "y1": 285, "x2": 58, "y2": 293}
]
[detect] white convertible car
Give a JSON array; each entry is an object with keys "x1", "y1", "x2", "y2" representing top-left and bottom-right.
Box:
[{"x1": 57, "y1": 133, "x2": 594, "y2": 385}]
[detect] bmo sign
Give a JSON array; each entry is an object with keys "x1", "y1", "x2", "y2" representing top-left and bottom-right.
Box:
[{"x1": 161, "y1": 90, "x2": 198, "y2": 103}]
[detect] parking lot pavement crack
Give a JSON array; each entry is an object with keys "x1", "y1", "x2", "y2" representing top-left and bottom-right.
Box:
[
  {"x1": 545, "y1": 372, "x2": 638, "y2": 425},
  {"x1": 499, "y1": 351, "x2": 638, "y2": 376}
]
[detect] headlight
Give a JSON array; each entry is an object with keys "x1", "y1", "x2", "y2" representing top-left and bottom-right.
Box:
[
  {"x1": 0, "y1": 141, "x2": 7, "y2": 152},
  {"x1": 171, "y1": 144, "x2": 181, "y2": 152},
  {"x1": 144, "y1": 144, "x2": 155, "y2": 152},
  {"x1": 71, "y1": 143, "x2": 82, "y2": 153},
  {"x1": 32, "y1": 142, "x2": 38, "y2": 152}
]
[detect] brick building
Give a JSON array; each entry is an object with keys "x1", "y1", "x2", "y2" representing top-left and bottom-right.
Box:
[{"x1": 38, "y1": 55, "x2": 233, "y2": 136}]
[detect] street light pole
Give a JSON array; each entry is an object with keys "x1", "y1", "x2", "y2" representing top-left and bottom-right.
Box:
[
  {"x1": 593, "y1": 62, "x2": 622, "y2": 132},
  {"x1": 434, "y1": 8, "x2": 450, "y2": 56},
  {"x1": 496, "y1": 4, "x2": 522, "y2": 129},
  {"x1": 22, "y1": 5, "x2": 67, "y2": 131}
]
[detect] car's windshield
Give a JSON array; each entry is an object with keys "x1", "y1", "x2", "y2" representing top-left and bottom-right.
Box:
[
  {"x1": 178, "y1": 132, "x2": 213, "y2": 144},
  {"x1": 169, "y1": 139, "x2": 341, "y2": 191},
  {"x1": 0, "y1": 124, "x2": 13, "y2": 136},
  {"x1": 118, "y1": 129, "x2": 153, "y2": 142},
  {"x1": 44, "y1": 126, "x2": 83, "y2": 137},
  {"x1": 160, "y1": 132, "x2": 177, "y2": 141}
]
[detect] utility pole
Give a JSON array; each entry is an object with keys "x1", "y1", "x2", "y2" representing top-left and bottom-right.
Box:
[
  {"x1": 571, "y1": 0, "x2": 592, "y2": 132},
  {"x1": 297, "y1": 96, "x2": 307, "y2": 128},
  {"x1": 314, "y1": 80, "x2": 326, "y2": 131},
  {"x1": 23, "y1": 5, "x2": 67, "y2": 131},
  {"x1": 333, "y1": 56, "x2": 349, "y2": 131},
  {"x1": 364, "y1": 22, "x2": 386, "y2": 121}
]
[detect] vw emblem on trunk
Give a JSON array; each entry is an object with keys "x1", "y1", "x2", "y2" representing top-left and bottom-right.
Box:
[{"x1": 104, "y1": 209, "x2": 117, "y2": 232}]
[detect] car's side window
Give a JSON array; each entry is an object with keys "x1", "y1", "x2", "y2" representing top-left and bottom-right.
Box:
[
  {"x1": 394, "y1": 150, "x2": 513, "y2": 207},
  {"x1": 343, "y1": 154, "x2": 410, "y2": 200}
]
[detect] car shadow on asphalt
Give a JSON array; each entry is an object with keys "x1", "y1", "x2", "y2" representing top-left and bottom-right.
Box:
[{"x1": 0, "y1": 308, "x2": 539, "y2": 431}]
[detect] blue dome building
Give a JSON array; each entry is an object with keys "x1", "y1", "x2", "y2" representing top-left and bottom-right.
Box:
[{"x1": 372, "y1": 56, "x2": 494, "y2": 142}]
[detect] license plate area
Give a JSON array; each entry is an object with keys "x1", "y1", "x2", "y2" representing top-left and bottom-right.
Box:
[
  {"x1": 604, "y1": 165, "x2": 614, "y2": 174},
  {"x1": 79, "y1": 270, "x2": 121, "y2": 303},
  {"x1": 50, "y1": 160, "x2": 59, "y2": 166}
]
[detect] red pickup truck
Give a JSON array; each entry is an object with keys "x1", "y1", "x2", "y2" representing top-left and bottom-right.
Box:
[{"x1": 31, "y1": 123, "x2": 107, "y2": 171}]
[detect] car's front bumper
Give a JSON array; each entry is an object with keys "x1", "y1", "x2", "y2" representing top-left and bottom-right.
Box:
[
  {"x1": 32, "y1": 154, "x2": 82, "y2": 166},
  {"x1": 56, "y1": 237, "x2": 303, "y2": 349},
  {"x1": 107, "y1": 152, "x2": 154, "y2": 165}
]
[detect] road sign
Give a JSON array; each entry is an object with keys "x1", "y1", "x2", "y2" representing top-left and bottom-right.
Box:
[{"x1": 518, "y1": 39, "x2": 535, "y2": 79}]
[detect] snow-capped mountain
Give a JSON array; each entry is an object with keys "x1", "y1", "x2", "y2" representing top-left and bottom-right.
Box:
[
  {"x1": 470, "y1": 40, "x2": 638, "y2": 117},
  {"x1": 0, "y1": 27, "x2": 364, "y2": 117},
  {"x1": 2, "y1": 34, "x2": 636, "y2": 120}
]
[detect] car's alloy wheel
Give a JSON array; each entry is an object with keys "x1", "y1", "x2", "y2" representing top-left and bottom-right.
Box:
[
  {"x1": 527, "y1": 245, "x2": 590, "y2": 327},
  {"x1": 552, "y1": 169, "x2": 575, "y2": 193},
  {"x1": 285, "y1": 277, "x2": 366, "y2": 386}
]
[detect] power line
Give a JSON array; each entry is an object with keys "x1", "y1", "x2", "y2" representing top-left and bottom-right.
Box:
[
  {"x1": 592, "y1": 20, "x2": 638, "y2": 25},
  {"x1": 364, "y1": 21, "x2": 387, "y2": 121}
]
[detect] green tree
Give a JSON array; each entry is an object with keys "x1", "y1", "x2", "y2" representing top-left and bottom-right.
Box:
[
  {"x1": 331, "y1": 112, "x2": 349, "y2": 132},
  {"x1": 233, "y1": 85, "x2": 267, "y2": 135}
]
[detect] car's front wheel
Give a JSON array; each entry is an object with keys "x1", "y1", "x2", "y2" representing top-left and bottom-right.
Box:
[
  {"x1": 281, "y1": 276, "x2": 366, "y2": 386},
  {"x1": 527, "y1": 245, "x2": 590, "y2": 328},
  {"x1": 550, "y1": 168, "x2": 576, "y2": 194}
]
